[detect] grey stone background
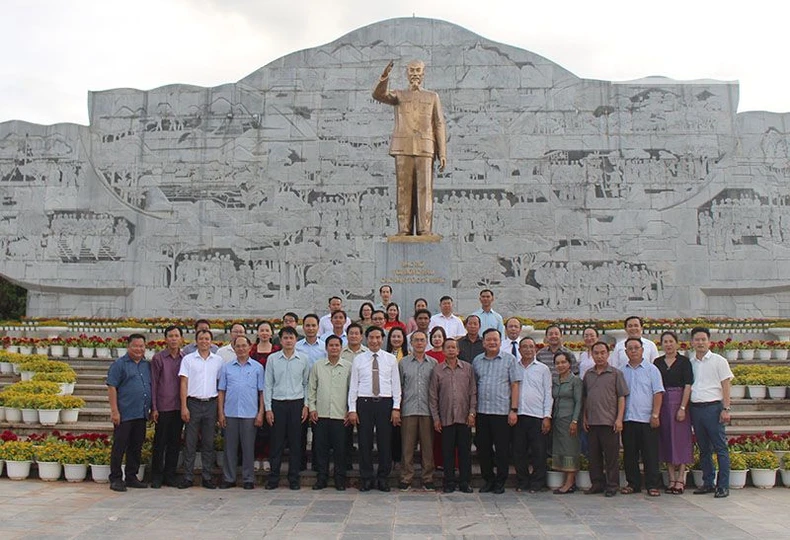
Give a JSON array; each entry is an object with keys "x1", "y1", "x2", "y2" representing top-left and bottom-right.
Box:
[{"x1": 1, "y1": 17, "x2": 789, "y2": 319}]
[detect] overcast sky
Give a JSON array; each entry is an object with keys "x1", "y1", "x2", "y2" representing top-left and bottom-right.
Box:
[{"x1": 2, "y1": 0, "x2": 788, "y2": 125}]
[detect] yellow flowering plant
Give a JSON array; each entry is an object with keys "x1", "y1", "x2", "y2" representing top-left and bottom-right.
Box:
[{"x1": 0, "y1": 440, "x2": 35, "y2": 461}]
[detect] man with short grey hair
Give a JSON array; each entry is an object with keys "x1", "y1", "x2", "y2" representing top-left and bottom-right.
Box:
[{"x1": 398, "y1": 331, "x2": 438, "y2": 491}]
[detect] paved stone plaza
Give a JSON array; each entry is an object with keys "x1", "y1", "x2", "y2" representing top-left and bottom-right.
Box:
[{"x1": 2, "y1": 480, "x2": 789, "y2": 539}]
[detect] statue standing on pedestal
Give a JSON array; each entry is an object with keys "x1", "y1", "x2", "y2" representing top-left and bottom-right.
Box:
[{"x1": 373, "y1": 60, "x2": 446, "y2": 237}]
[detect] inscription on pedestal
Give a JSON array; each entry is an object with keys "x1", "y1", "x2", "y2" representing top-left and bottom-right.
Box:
[{"x1": 375, "y1": 242, "x2": 451, "y2": 312}]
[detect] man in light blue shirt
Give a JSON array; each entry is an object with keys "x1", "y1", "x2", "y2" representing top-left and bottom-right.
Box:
[
  {"x1": 296, "y1": 313, "x2": 325, "y2": 473},
  {"x1": 472, "y1": 328, "x2": 522, "y2": 494},
  {"x1": 472, "y1": 289, "x2": 504, "y2": 334},
  {"x1": 218, "y1": 336, "x2": 264, "y2": 490},
  {"x1": 621, "y1": 337, "x2": 664, "y2": 496},
  {"x1": 264, "y1": 326, "x2": 310, "y2": 490}
]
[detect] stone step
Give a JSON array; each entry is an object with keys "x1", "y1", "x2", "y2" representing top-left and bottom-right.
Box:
[
  {"x1": 729, "y1": 411, "x2": 790, "y2": 427},
  {"x1": 73, "y1": 383, "x2": 110, "y2": 396},
  {"x1": 731, "y1": 398, "x2": 790, "y2": 411}
]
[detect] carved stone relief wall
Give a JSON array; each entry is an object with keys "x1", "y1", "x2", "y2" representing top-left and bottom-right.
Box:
[{"x1": 1, "y1": 18, "x2": 789, "y2": 318}]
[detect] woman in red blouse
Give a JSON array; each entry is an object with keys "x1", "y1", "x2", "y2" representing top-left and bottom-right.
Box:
[
  {"x1": 250, "y1": 320, "x2": 279, "y2": 472},
  {"x1": 384, "y1": 302, "x2": 407, "y2": 332}
]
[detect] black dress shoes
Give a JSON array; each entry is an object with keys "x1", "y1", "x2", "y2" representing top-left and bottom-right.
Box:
[
  {"x1": 126, "y1": 478, "x2": 148, "y2": 489},
  {"x1": 359, "y1": 480, "x2": 373, "y2": 492},
  {"x1": 492, "y1": 484, "x2": 505, "y2": 495},
  {"x1": 219, "y1": 481, "x2": 236, "y2": 489},
  {"x1": 458, "y1": 484, "x2": 474, "y2": 493},
  {"x1": 693, "y1": 486, "x2": 716, "y2": 495},
  {"x1": 110, "y1": 480, "x2": 127, "y2": 492},
  {"x1": 377, "y1": 480, "x2": 391, "y2": 492},
  {"x1": 479, "y1": 481, "x2": 495, "y2": 493},
  {"x1": 243, "y1": 482, "x2": 255, "y2": 490},
  {"x1": 202, "y1": 479, "x2": 217, "y2": 489},
  {"x1": 714, "y1": 487, "x2": 730, "y2": 498}
]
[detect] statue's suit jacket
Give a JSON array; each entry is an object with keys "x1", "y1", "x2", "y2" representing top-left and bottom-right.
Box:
[{"x1": 373, "y1": 78, "x2": 447, "y2": 161}]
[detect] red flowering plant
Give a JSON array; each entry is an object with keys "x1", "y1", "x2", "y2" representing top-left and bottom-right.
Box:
[
  {"x1": 0, "y1": 430, "x2": 20, "y2": 442},
  {"x1": 147, "y1": 340, "x2": 166, "y2": 350}
]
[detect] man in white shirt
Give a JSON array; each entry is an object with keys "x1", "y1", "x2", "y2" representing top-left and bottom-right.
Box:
[
  {"x1": 320, "y1": 310, "x2": 348, "y2": 345},
  {"x1": 318, "y1": 296, "x2": 351, "y2": 336},
  {"x1": 611, "y1": 316, "x2": 659, "y2": 370},
  {"x1": 428, "y1": 295, "x2": 465, "y2": 339},
  {"x1": 472, "y1": 289, "x2": 504, "y2": 334},
  {"x1": 512, "y1": 338, "x2": 553, "y2": 492},
  {"x1": 499, "y1": 317, "x2": 523, "y2": 361},
  {"x1": 348, "y1": 326, "x2": 402, "y2": 492},
  {"x1": 689, "y1": 327, "x2": 733, "y2": 499},
  {"x1": 216, "y1": 323, "x2": 247, "y2": 363},
  {"x1": 178, "y1": 329, "x2": 224, "y2": 489}
]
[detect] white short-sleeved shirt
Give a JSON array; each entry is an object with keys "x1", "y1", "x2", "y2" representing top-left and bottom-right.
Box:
[
  {"x1": 179, "y1": 351, "x2": 224, "y2": 399},
  {"x1": 690, "y1": 350, "x2": 733, "y2": 403}
]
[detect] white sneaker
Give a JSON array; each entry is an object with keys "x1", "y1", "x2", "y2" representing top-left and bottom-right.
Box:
[
  {"x1": 254, "y1": 461, "x2": 261, "y2": 471},
  {"x1": 263, "y1": 460, "x2": 271, "y2": 472}
]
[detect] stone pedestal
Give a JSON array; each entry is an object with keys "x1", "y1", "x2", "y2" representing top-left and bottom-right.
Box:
[{"x1": 375, "y1": 239, "x2": 451, "y2": 312}]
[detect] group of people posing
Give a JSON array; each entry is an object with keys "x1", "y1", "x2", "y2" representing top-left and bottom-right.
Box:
[{"x1": 105, "y1": 287, "x2": 734, "y2": 499}]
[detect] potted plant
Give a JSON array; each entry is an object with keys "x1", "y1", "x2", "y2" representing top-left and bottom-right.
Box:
[
  {"x1": 781, "y1": 453, "x2": 790, "y2": 487},
  {"x1": 544, "y1": 458, "x2": 563, "y2": 489},
  {"x1": 58, "y1": 395, "x2": 86, "y2": 423},
  {"x1": 93, "y1": 336, "x2": 112, "y2": 359},
  {"x1": 730, "y1": 374, "x2": 747, "y2": 399},
  {"x1": 729, "y1": 452, "x2": 748, "y2": 489},
  {"x1": 755, "y1": 340, "x2": 773, "y2": 361},
  {"x1": 691, "y1": 449, "x2": 718, "y2": 487},
  {"x1": 34, "y1": 440, "x2": 68, "y2": 481},
  {"x1": 65, "y1": 337, "x2": 81, "y2": 359},
  {"x1": 747, "y1": 451, "x2": 779, "y2": 488},
  {"x1": 722, "y1": 338, "x2": 740, "y2": 361},
  {"x1": 48, "y1": 336, "x2": 66, "y2": 358},
  {"x1": 2, "y1": 393, "x2": 25, "y2": 422},
  {"x1": 32, "y1": 371, "x2": 77, "y2": 395},
  {"x1": 88, "y1": 446, "x2": 112, "y2": 483},
  {"x1": 741, "y1": 372, "x2": 767, "y2": 399},
  {"x1": 739, "y1": 340, "x2": 756, "y2": 361},
  {"x1": 33, "y1": 394, "x2": 63, "y2": 426},
  {"x1": 16, "y1": 393, "x2": 40, "y2": 425},
  {"x1": 774, "y1": 341, "x2": 790, "y2": 361},
  {"x1": 575, "y1": 455, "x2": 592, "y2": 489},
  {"x1": 60, "y1": 444, "x2": 90, "y2": 482},
  {"x1": 767, "y1": 373, "x2": 788, "y2": 400},
  {"x1": 0, "y1": 440, "x2": 35, "y2": 479}
]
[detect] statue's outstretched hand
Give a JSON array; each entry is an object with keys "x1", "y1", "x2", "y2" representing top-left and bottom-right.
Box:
[{"x1": 381, "y1": 61, "x2": 394, "y2": 79}]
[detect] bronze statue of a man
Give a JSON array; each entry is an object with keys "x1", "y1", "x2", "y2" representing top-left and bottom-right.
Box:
[{"x1": 373, "y1": 60, "x2": 446, "y2": 237}]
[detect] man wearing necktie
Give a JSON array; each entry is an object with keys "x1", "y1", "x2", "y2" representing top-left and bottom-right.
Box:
[
  {"x1": 500, "y1": 317, "x2": 523, "y2": 361},
  {"x1": 348, "y1": 326, "x2": 402, "y2": 492}
]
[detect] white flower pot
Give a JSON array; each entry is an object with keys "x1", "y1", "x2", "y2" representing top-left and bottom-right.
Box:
[
  {"x1": 60, "y1": 409, "x2": 80, "y2": 423},
  {"x1": 37, "y1": 461, "x2": 62, "y2": 481},
  {"x1": 748, "y1": 385, "x2": 767, "y2": 399},
  {"x1": 21, "y1": 408, "x2": 39, "y2": 424},
  {"x1": 81, "y1": 347, "x2": 95, "y2": 358},
  {"x1": 63, "y1": 463, "x2": 88, "y2": 482},
  {"x1": 11, "y1": 363, "x2": 20, "y2": 374},
  {"x1": 122, "y1": 464, "x2": 146, "y2": 481},
  {"x1": 67, "y1": 347, "x2": 80, "y2": 359},
  {"x1": 546, "y1": 470, "x2": 564, "y2": 489},
  {"x1": 575, "y1": 470, "x2": 592, "y2": 489},
  {"x1": 768, "y1": 386, "x2": 787, "y2": 399},
  {"x1": 115, "y1": 347, "x2": 127, "y2": 358},
  {"x1": 18, "y1": 346, "x2": 33, "y2": 355},
  {"x1": 96, "y1": 347, "x2": 112, "y2": 359},
  {"x1": 6, "y1": 345, "x2": 19, "y2": 353},
  {"x1": 90, "y1": 464, "x2": 111, "y2": 483},
  {"x1": 750, "y1": 468, "x2": 777, "y2": 488},
  {"x1": 6, "y1": 460, "x2": 32, "y2": 480},
  {"x1": 774, "y1": 349, "x2": 789, "y2": 361},
  {"x1": 779, "y1": 469, "x2": 790, "y2": 487},
  {"x1": 34, "y1": 346, "x2": 48, "y2": 356},
  {"x1": 758, "y1": 350, "x2": 773, "y2": 361},
  {"x1": 0, "y1": 361, "x2": 12, "y2": 374},
  {"x1": 619, "y1": 470, "x2": 627, "y2": 487},
  {"x1": 50, "y1": 345, "x2": 65, "y2": 357},
  {"x1": 144, "y1": 349, "x2": 155, "y2": 360},
  {"x1": 731, "y1": 385, "x2": 747, "y2": 399},
  {"x1": 730, "y1": 469, "x2": 748, "y2": 489},
  {"x1": 725, "y1": 350, "x2": 739, "y2": 361},
  {"x1": 0, "y1": 406, "x2": 5, "y2": 422},
  {"x1": 38, "y1": 409, "x2": 61, "y2": 426},
  {"x1": 20, "y1": 371, "x2": 35, "y2": 381},
  {"x1": 740, "y1": 349, "x2": 755, "y2": 361},
  {"x1": 0, "y1": 460, "x2": 4, "y2": 476},
  {"x1": 691, "y1": 469, "x2": 717, "y2": 487},
  {"x1": 5, "y1": 407, "x2": 22, "y2": 422}
]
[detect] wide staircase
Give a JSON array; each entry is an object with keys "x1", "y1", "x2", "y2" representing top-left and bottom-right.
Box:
[{"x1": 2, "y1": 326, "x2": 790, "y2": 486}]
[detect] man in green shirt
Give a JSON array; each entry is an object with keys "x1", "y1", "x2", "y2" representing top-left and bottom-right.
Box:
[{"x1": 308, "y1": 335, "x2": 352, "y2": 491}]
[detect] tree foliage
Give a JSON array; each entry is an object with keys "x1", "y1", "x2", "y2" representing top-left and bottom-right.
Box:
[{"x1": 0, "y1": 276, "x2": 26, "y2": 320}]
